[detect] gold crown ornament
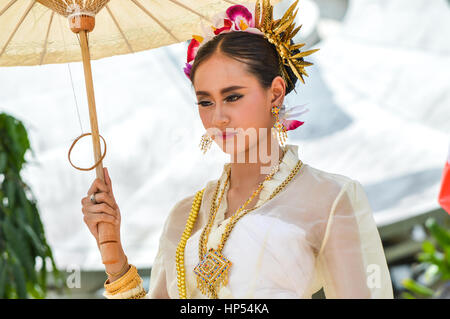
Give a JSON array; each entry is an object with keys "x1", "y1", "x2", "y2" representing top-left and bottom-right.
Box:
[{"x1": 184, "y1": 0, "x2": 320, "y2": 93}]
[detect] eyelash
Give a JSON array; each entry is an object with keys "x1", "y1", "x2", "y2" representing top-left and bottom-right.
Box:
[{"x1": 197, "y1": 94, "x2": 243, "y2": 107}]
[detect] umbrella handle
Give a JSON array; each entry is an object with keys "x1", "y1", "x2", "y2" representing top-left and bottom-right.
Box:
[{"x1": 78, "y1": 30, "x2": 120, "y2": 265}]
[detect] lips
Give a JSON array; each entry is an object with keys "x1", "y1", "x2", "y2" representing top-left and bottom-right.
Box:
[{"x1": 219, "y1": 131, "x2": 237, "y2": 139}]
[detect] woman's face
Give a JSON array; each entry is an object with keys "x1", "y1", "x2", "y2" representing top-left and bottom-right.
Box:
[{"x1": 193, "y1": 52, "x2": 285, "y2": 160}]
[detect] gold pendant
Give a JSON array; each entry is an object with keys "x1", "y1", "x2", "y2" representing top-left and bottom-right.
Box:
[{"x1": 193, "y1": 248, "x2": 232, "y2": 298}]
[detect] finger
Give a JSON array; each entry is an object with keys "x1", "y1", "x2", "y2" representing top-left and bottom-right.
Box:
[
  {"x1": 84, "y1": 192, "x2": 117, "y2": 210},
  {"x1": 83, "y1": 213, "x2": 118, "y2": 227},
  {"x1": 87, "y1": 177, "x2": 109, "y2": 196},
  {"x1": 84, "y1": 203, "x2": 118, "y2": 219},
  {"x1": 104, "y1": 167, "x2": 113, "y2": 195},
  {"x1": 83, "y1": 218, "x2": 99, "y2": 238}
]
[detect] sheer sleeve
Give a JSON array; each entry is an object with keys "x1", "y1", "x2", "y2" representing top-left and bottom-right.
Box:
[
  {"x1": 315, "y1": 179, "x2": 394, "y2": 298},
  {"x1": 144, "y1": 193, "x2": 196, "y2": 298},
  {"x1": 144, "y1": 236, "x2": 170, "y2": 298}
]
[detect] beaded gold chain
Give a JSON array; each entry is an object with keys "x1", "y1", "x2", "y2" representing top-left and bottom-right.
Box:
[
  {"x1": 176, "y1": 151, "x2": 304, "y2": 299},
  {"x1": 194, "y1": 151, "x2": 284, "y2": 298}
]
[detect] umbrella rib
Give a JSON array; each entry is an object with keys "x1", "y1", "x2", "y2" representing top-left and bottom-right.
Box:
[
  {"x1": 105, "y1": 4, "x2": 134, "y2": 54},
  {"x1": 40, "y1": 10, "x2": 54, "y2": 65},
  {"x1": 0, "y1": 0, "x2": 36, "y2": 58},
  {"x1": 221, "y1": 0, "x2": 240, "y2": 5},
  {"x1": 0, "y1": 0, "x2": 19, "y2": 17},
  {"x1": 129, "y1": 0, "x2": 180, "y2": 43},
  {"x1": 167, "y1": 0, "x2": 212, "y2": 23}
]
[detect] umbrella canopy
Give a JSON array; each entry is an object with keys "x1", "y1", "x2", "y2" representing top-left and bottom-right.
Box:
[
  {"x1": 0, "y1": 0, "x2": 281, "y2": 66},
  {"x1": 0, "y1": 0, "x2": 282, "y2": 265}
]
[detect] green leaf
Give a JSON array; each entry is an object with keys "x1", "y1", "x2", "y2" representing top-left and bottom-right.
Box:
[
  {"x1": 426, "y1": 218, "x2": 450, "y2": 249},
  {"x1": 0, "y1": 258, "x2": 7, "y2": 298},
  {"x1": 402, "y1": 278, "x2": 434, "y2": 297},
  {"x1": 15, "y1": 120, "x2": 30, "y2": 156},
  {"x1": 4, "y1": 177, "x2": 15, "y2": 209},
  {"x1": 401, "y1": 291, "x2": 416, "y2": 299},
  {"x1": 39, "y1": 256, "x2": 47, "y2": 294},
  {"x1": 417, "y1": 252, "x2": 432, "y2": 263},
  {"x1": 10, "y1": 253, "x2": 28, "y2": 299},
  {"x1": 26, "y1": 281, "x2": 44, "y2": 299},
  {"x1": 21, "y1": 223, "x2": 46, "y2": 256},
  {"x1": 0, "y1": 152, "x2": 7, "y2": 174},
  {"x1": 2, "y1": 219, "x2": 36, "y2": 283},
  {"x1": 4, "y1": 116, "x2": 20, "y2": 164},
  {"x1": 422, "y1": 240, "x2": 435, "y2": 254}
]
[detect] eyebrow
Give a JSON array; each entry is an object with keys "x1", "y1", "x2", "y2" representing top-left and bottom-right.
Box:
[{"x1": 195, "y1": 85, "x2": 247, "y2": 97}]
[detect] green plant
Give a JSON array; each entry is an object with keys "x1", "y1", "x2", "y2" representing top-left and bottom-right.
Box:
[
  {"x1": 0, "y1": 112, "x2": 63, "y2": 298},
  {"x1": 401, "y1": 216, "x2": 450, "y2": 299}
]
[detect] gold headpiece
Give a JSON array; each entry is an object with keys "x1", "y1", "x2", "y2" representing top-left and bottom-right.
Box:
[
  {"x1": 184, "y1": 0, "x2": 320, "y2": 93},
  {"x1": 256, "y1": 0, "x2": 320, "y2": 92}
]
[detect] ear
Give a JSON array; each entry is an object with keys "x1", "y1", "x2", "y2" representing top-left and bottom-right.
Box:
[{"x1": 270, "y1": 75, "x2": 286, "y2": 107}]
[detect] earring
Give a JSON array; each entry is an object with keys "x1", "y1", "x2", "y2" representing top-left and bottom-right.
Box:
[
  {"x1": 271, "y1": 104, "x2": 288, "y2": 147},
  {"x1": 199, "y1": 132, "x2": 213, "y2": 154}
]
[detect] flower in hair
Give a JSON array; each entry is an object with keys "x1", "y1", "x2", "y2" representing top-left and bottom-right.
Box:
[
  {"x1": 184, "y1": 4, "x2": 264, "y2": 80},
  {"x1": 183, "y1": 0, "x2": 320, "y2": 86},
  {"x1": 279, "y1": 103, "x2": 309, "y2": 131}
]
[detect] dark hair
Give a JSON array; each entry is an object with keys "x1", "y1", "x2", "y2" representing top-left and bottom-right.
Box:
[{"x1": 189, "y1": 31, "x2": 303, "y2": 95}]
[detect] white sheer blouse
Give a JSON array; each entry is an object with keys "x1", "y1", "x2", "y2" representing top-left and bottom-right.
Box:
[{"x1": 142, "y1": 143, "x2": 393, "y2": 299}]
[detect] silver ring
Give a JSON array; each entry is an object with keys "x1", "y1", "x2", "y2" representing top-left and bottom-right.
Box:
[{"x1": 90, "y1": 193, "x2": 97, "y2": 204}]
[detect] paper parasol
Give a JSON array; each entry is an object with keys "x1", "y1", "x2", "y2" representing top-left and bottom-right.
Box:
[{"x1": 0, "y1": 0, "x2": 281, "y2": 264}]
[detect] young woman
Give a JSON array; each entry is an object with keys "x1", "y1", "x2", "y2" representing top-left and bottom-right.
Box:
[{"x1": 80, "y1": 1, "x2": 393, "y2": 299}]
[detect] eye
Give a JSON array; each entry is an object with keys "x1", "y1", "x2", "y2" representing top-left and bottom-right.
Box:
[
  {"x1": 196, "y1": 94, "x2": 243, "y2": 107},
  {"x1": 196, "y1": 100, "x2": 212, "y2": 107},
  {"x1": 226, "y1": 94, "x2": 243, "y2": 102}
]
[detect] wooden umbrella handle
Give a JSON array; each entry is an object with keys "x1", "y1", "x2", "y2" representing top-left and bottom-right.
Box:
[{"x1": 78, "y1": 30, "x2": 120, "y2": 265}]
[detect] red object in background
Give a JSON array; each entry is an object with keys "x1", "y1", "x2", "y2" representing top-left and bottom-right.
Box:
[{"x1": 438, "y1": 144, "x2": 450, "y2": 214}]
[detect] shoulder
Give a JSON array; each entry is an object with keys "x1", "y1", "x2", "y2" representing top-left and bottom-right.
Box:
[
  {"x1": 300, "y1": 163, "x2": 356, "y2": 201},
  {"x1": 301, "y1": 164, "x2": 371, "y2": 219}
]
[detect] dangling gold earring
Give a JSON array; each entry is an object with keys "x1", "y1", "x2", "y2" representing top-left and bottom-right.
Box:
[
  {"x1": 271, "y1": 104, "x2": 288, "y2": 147},
  {"x1": 199, "y1": 132, "x2": 213, "y2": 154}
]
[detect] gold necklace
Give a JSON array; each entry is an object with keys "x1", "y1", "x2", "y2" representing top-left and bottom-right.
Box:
[
  {"x1": 194, "y1": 149, "x2": 285, "y2": 298},
  {"x1": 176, "y1": 151, "x2": 304, "y2": 299}
]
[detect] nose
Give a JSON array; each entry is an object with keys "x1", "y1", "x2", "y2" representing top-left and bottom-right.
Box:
[{"x1": 211, "y1": 104, "x2": 230, "y2": 128}]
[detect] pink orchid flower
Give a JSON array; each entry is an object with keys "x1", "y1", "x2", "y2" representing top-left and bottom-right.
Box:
[
  {"x1": 186, "y1": 35, "x2": 203, "y2": 63},
  {"x1": 213, "y1": 18, "x2": 233, "y2": 35},
  {"x1": 184, "y1": 4, "x2": 264, "y2": 79},
  {"x1": 279, "y1": 103, "x2": 309, "y2": 131},
  {"x1": 183, "y1": 62, "x2": 192, "y2": 79},
  {"x1": 226, "y1": 5, "x2": 254, "y2": 31}
]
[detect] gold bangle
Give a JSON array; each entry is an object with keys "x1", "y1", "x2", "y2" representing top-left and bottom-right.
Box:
[
  {"x1": 103, "y1": 281, "x2": 144, "y2": 299},
  {"x1": 105, "y1": 274, "x2": 137, "y2": 294},
  {"x1": 105, "y1": 255, "x2": 129, "y2": 278},
  {"x1": 104, "y1": 264, "x2": 137, "y2": 293},
  {"x1": 113, "y1": 276, "x2": 142, "y2": 294}
]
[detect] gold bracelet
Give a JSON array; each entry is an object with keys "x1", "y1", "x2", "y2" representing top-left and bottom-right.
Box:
[
  {"x1": 104, "y1": 264, "x2": 138, "y2": 293},
  {"x1": 127, "y1": 288, "x2": 147, "y2": 299},
  {"x1": 113, "y1": 276, "x2": 142, "y2": 294},
  {"x1": 105, "y1": 255, "x2": 129, "y2": 278},
  {"x1": 103, "y1": 281, "x2": 144, "y2": 299}
]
